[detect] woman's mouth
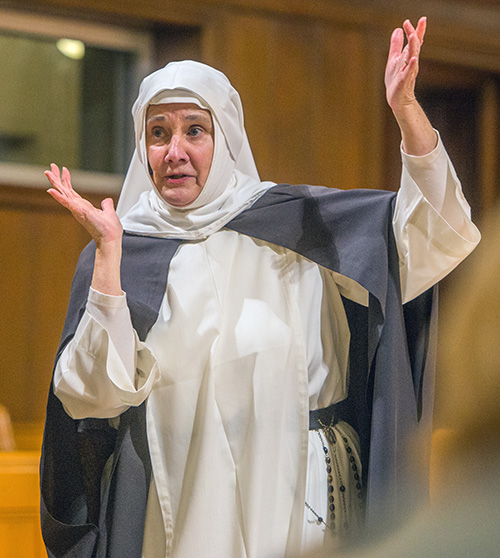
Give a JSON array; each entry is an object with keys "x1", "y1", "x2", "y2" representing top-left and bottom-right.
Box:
[{"x1": 167, "y1": 174, "x2": 192, "y2": 184}]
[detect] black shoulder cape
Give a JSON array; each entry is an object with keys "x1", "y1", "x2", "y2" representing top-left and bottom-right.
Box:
[{"x1": 40, "y1": 184, "x2": 437, "y2": 557}]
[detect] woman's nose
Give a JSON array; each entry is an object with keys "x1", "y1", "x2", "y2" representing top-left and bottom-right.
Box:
[{"x1": 166, "y1": 135, "x2": 188, "y2": 163}]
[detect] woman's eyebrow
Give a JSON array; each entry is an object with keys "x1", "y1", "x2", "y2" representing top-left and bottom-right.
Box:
[
  {"x1": 146, "y1": 113, "x2": 211, "y2": 124},
  {"x1": 147, "y1": 115, "x2": 166, "y2": 124},
  {"x1": 185, "y1": 112, "x2": 212, "y2": 124}
]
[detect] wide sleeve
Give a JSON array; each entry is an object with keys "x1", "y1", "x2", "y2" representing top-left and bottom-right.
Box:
[
  {"x1": 53, "y1": 287, "x2": 160, "y2": 420},
  {"x1": 393, "y1": 132, "x2": 481, "y2": 303}
]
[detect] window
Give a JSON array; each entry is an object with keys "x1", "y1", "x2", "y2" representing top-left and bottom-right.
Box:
[{"x1": 0, "y1": 8, "x2": 153, "y2": 192}]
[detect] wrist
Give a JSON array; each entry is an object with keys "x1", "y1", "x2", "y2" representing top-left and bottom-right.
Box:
[
  {"x1": 95, "y1": 235, "x2": 122, "y2": 256},
  {"x1": 92, "y1": 240, "x2": 123, "y2": 296},
  {"x1": 392, "y1": 101, "x2": 438, "y2": 156},
  {"x1": 390, "y1": 97, "x2": 420, "y2": 123}
]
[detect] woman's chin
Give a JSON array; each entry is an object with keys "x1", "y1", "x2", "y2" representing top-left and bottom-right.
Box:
[{"x1": 158, "y1": 187, "x2": 202, "y2": 208}]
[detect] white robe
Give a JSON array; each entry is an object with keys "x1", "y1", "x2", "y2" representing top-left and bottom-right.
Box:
[{"x1": 54, "y1": 137, "x2": 480, "y2": 557}]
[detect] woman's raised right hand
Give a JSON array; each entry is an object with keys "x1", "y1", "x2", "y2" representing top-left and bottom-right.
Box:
[{"x1": 45, "y1": 163, "x2": 123, "y2": 248}]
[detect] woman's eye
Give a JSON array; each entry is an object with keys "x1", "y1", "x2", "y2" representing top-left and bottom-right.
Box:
[
  {"x1": 151, "y1": 127, "x2": 164, "y2": 138},
  {"x1": 188, "y1": 127, "x2": 203, "y2": 137}
]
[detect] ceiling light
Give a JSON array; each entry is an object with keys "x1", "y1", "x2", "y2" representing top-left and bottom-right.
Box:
[{"x1": 56, "y1": 38, "x2": 85, "y2": 60}]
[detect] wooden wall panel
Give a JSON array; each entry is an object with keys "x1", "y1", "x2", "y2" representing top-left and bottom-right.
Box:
[
  {"x1": 312, "y1": 23, "x2": 387, "y2": 190},
  {"x1": 208, "y1": 12, "x2": 321, "y2": 185},
  {"x1": 205, "y1": 11, "x2": 387, "y2": 190},
  {"x1": 0, "y1": 186, "x2": 108, "y2": 425}
]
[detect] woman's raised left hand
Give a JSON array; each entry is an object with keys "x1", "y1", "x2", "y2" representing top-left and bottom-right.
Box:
[
  {"x1": 385, "y1": 17, "x2": 426, "y2": 115},
  {"x1": 384, "y1": 17, "x2": 438, "y2": 156}
]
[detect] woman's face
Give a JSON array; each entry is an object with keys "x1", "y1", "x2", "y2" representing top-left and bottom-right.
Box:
[{"x1": 145, "y1": 103, "x2": 214, "y2": 207}]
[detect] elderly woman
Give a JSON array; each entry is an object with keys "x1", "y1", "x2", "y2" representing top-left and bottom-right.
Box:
[{"x1": 41, "y1": 18, "x2": 479, "y2": 558}]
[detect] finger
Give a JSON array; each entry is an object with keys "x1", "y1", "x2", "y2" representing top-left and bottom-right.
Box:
[
  {"x1": 416, "y1": 16, "x2": 427, "y2": 44},
  {"x1": 44, "y1": 169, "x2": 62, "y2": 190},
  {"x1": 388, "y1": 27, "x2": 404, "y2": 60},
  {"x1": 407, "y1": 32, "x2": 421, "y2": 61},
  {"x1": 50, "y1": 163, "x2": 62, "y2": 181},
  {"x1": 404, "y1": 17, "x2": 426, "y2": 47},
  {"x1": 45, "y1": 164, "x2": 66, "y2": 190},
  {"x1": 403, "y1": 19, "x2": 416, "y2": 42},
  {"x1": 61, "y1": 166, "x2": 73, "y2": 189},
  {"x1": 101, "y1": 198, "x2": 116, "y2": 213},
  {"x1": 44, "y1": 164, "x2": 59, "y2": 181},
  {"x1": 47, "y1": 187, "x2": 72, "y2": 210}
]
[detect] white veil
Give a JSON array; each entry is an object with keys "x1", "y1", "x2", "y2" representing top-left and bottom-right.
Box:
[{"x1": 117, "y1": 60, "x2": 275, "y2": 239}]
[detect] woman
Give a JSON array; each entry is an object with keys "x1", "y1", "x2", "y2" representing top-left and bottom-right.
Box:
[{"x1": 41, "y1": 18, "x2": 479, "y2": 558}]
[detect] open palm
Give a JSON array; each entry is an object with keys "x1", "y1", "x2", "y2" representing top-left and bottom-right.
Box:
[
  {"x1": 385, "y1": 17, "x2": 426, "y2": 113},
  {"x1": 45, "y1": 163, "x2": 123, "y2": 247}
]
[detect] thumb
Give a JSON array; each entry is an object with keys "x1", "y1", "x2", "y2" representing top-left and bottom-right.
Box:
[{"x1": 101, "y1": 197, "x2": 116, "y2": 213}]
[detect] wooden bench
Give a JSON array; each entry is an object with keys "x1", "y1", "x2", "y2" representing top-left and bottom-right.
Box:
[{"x1": 0, "y1": 420, "x2": 45, "y2": 558}]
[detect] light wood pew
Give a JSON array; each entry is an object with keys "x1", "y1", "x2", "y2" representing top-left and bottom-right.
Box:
[{"x1": 0, "y1": 423, "x2": 45, "y2": 558}]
